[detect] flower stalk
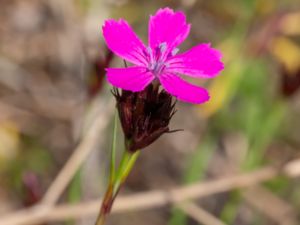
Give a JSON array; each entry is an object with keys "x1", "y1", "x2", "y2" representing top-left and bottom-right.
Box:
[
  {"x1": 95, "y1": 112, "x2": 140, "y2": 225},
  {"x1": 95, "y1": 150, "x2": 140, "y2": 225}
]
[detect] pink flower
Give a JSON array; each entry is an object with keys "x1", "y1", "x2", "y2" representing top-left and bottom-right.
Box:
[{"x1": 102, "y1": 8, "x2": 224, "y2": 104}]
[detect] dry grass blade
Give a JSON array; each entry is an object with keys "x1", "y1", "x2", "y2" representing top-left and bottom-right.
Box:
[
  {"x1": 2, "y1": 157, "x2": 300, "y2": 225},
  {"x1": 41, "y1": 99, "x2": 114, "y2": 206},
  {"x1": 178, "y1": 202, "x2": 227, "y2": 225},
  {"x1": 243, "y1": 186, "x2": 297, "y2": 225}
]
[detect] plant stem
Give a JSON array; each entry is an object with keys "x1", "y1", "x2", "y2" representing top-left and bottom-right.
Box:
[
  {"x1": 109, "y1": 112, "x2": 118, "y2": 184},
  {"x1": 94, "y1": 150, "x2": 140, "y2": 225}
]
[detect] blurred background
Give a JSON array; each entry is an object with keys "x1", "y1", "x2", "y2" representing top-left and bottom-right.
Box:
[{"x1": 1, "y1": 0, "x2": 300, "y2": 225}]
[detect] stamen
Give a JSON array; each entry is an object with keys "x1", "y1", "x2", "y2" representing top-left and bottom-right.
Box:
[
  {"x1": 172, "y1": 48, "x2": 179, "y2": 56},
  {"x1": 147, "y1": 46, "x2": 152, "y2": 55},
  {"x1": 147, "y1": 42, "x2": 171, "y2": 76},
  {"x1": 159, "y1": 42, "x2": 167, "y2": 53},
  {"x1": 147, "y1": 46, "x2": 155, "y2": 66}
]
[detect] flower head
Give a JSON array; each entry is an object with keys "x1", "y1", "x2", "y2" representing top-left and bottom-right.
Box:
[
  {"x1": 113, "y1": 83, "x2": 176, "y2": 152},
  {"x1": 102, "y1": 8, "x2": 224, "y2": 104}
]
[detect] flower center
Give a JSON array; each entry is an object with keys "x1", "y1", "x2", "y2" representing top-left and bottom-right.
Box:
[{"x1": 147, "y1": 42, "x2": 170, "y2": 77}]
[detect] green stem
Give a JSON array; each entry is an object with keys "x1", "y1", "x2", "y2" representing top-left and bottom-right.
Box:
[
  {"x1": 109, "y1": 112, "x2": 118, "y2": 184},
  {"x1": 94, "y1": 150, "x2": 140, "y2": 225},
  {"x1": 113, "y1": 150, "x2": 140, "y2": 194}
]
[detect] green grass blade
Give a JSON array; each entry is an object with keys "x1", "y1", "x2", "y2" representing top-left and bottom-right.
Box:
[{"x1": 109, "y1": 110, "x2": 118, "y2": 184}]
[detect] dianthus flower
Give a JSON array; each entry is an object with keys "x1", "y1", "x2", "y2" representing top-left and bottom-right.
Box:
[{"x1": 102, "y1": 7, "x2": 224, "y2": 104}]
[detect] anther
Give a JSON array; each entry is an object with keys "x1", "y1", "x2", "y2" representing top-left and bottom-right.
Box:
[
  {"x1": 172, "y1": 48, "x2": 179, "y2": 56},
  {"x1": 147, "y1": 46, "x2": 153, "y2": 55},
  {"x1": 159, "y1": 42, "x2": 167, "y2": 53}
]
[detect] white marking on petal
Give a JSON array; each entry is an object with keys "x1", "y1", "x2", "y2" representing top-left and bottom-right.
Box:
[
  {"x1": 159, "y1": 42, "x2": 167, "y2": 53},
  {"x1": 172, "y1": 48, "x2": 179, "y2": 56}
]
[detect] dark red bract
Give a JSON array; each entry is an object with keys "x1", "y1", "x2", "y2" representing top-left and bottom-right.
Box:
[{"x1": 113, "y1": 83, "x2": 176, "y2": 152}]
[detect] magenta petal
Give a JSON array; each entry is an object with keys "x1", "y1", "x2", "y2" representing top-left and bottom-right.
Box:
[
  {"x1": 149, "y1": 8, "x2": 190, "y2": 52},
  {"x1": 159, "y1": 73, "x2": 210, "y2": 104},
  {"x1": 167, "y1": 43, "x2": 224, "y2": 78},
  {"x1": 103, "y1": 19, "x2": 147, "y2": 66},
  {"x1": 106, "y1": 67, "x2": 154, "y2": 92}
]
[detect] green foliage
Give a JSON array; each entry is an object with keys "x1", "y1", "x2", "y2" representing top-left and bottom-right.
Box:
[
  {"x1": 220, "y1": 191, "x2": 242, "y2": 224},
  {"x1": 168, "y1": 137, "x2": 217, "y2": 225},
  {"x1": 68, "y1": 170, "x2": 82, "y2": 203},
  {"x1": 4, "y1": 136, "x2": 52, "y2": 195}
]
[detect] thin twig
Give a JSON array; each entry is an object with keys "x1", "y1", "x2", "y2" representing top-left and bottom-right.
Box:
[
  {"x1": 178, "y1": 202, "x2": 227, "y2": 225},
  {"x1": 243, "y1": 186, "x2": 297, "y2": 225},
  {"x1": 41, "y1": 98, "x2": 114, "y2": 206},
  {"x1": 2, "y1": 158, "x2": 300, "y2": 225}
]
